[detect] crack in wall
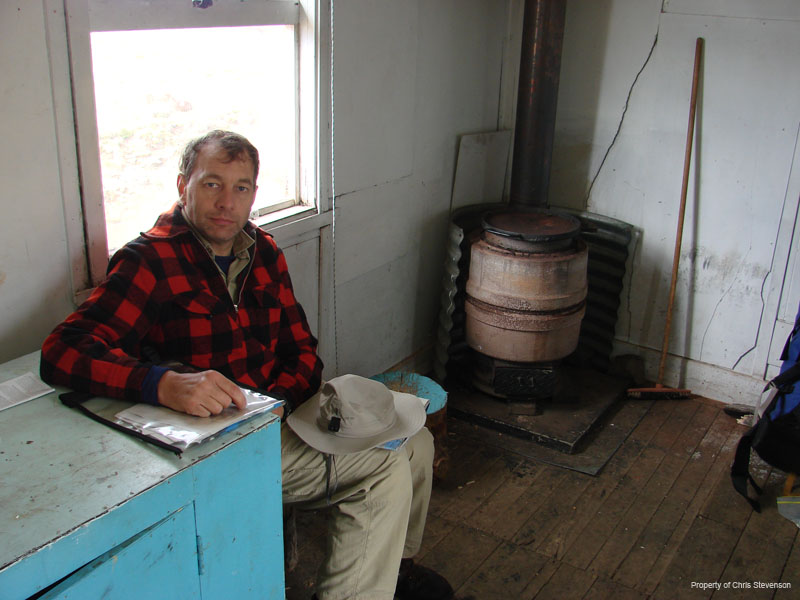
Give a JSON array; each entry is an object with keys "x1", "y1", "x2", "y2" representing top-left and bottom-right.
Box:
[
  {"x1": 586, "y1": 22, "x2": 661, "y2": 344},
  {"x1": 731, "y1": 263, "x2": 771, "y2": 371},
  {"x1": 584, "y1": 27, "x2": 660, "y2": 205}
]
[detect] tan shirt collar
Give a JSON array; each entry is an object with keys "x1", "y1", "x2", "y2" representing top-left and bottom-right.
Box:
[{"x1": 180, "y1": 205, "x2": 255, "y2": 301}]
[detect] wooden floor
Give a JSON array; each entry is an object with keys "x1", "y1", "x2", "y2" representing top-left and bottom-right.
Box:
[{"x1": 285, "y1": 395, "x2": 800, "y2": 599}]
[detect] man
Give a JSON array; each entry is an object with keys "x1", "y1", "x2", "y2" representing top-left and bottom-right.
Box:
[{"x1": 41, "y1": 130, "x2": 453, "y2": 600}]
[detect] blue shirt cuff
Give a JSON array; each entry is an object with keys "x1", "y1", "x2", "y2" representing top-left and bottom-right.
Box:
[{"x1": 141, "y1": 365, "x2": 170, "y2": 405}]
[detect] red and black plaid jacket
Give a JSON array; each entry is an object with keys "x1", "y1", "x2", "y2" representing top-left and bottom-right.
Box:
[{"x1": 40, "y1": 204, "x2": 323, "y2": 411}]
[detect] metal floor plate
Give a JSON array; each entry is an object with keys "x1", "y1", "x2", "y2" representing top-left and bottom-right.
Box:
[{"x1": 447, "y1": 365, "x2": 633, "y2": 456}]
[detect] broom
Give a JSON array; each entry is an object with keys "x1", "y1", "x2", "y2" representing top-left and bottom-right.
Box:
[{"x1": 628, "y1": 38, "x2": 704, "y2": 400}]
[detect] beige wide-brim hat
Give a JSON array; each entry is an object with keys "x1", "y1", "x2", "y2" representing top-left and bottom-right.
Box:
[{"x1": 287, "y1": 374, "x2": 427, "y2": 455}]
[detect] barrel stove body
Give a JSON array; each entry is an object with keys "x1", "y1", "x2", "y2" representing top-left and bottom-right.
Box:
[{"x1": 465, "y1": 209, "x2": 588, "y2": 365}]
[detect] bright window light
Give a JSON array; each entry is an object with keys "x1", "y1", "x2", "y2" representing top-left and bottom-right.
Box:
[{"x1": 90, "y1": 26, "x2": 296, "y2": 253}]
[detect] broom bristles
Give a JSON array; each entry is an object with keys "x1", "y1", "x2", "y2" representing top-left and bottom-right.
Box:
[{"x1": 627, "y1": 386, "x2": 691, "y2": 399}]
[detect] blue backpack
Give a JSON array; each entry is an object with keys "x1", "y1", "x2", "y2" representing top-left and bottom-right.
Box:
[{"x1": 731, "y1": 305, "x2": 800, "y2": 511}]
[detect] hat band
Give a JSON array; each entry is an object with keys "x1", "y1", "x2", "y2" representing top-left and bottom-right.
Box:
[{"x1": 315, "y1": 412, "x2": 398, "y2": 439}]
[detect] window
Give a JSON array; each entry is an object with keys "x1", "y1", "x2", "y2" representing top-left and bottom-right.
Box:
[
  {"x1": 64, "y1": 0, "x2": 328, "y2": 290},
  {"x1": 91, "y1": 25, "x2": 297, "y2": 253}
]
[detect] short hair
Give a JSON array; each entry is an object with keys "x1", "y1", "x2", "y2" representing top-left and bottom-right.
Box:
[{"x1": 179, "y1": 130, "x2": 260, "y2": 182}]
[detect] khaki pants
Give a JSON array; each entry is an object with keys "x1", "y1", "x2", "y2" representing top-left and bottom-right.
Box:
[{"x1": 281, "y1": 424, "x2": 434, "y2": 600}]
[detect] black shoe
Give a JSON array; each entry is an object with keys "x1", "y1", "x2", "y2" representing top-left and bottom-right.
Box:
[{"x1": 396, "y1": 558, "x2": 454, "y2": 600}]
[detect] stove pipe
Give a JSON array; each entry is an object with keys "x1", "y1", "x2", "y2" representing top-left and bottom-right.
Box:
[{"x1": 509, "y1": 0, "x2": 567, "y2": 208}]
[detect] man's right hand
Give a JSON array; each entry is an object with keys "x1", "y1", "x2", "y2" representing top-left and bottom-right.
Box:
[{"x1": 157, "y1": 370, "x2": 247, "y2": 417}]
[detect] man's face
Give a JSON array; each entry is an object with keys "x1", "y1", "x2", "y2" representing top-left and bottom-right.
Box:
[{"x1": 177, "y1": 142, "x2": 257, "y2": 256}]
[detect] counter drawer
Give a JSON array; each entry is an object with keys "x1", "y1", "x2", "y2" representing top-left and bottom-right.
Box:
[{"x1": 39, "y1": 506, "x2": 199, "y2": 600}]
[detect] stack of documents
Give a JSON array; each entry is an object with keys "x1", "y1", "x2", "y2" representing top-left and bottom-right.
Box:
[
  {"x1": 0, "y1": 373, "x2": 54, "y2": 412},
  {"x1": 115, "y1": 388, "x2": 283, "y2": 450}
]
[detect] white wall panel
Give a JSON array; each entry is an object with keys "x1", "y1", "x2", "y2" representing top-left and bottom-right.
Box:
[
  {"x1": 331, "y1": 0, "x2": 508, "y2": 376},
  {"x1": 332, "y1": 0, "x2": 417, "y2": 195},
  {"x1": 280, "y1": 237, "x2": 320, "y2": 339},
  {"x1": 553, "y1": 0, "x2": 800, "y2": 395},
  {"x1": 663, "y1": 0, "x2": 800, "y2": 21},
  {"x1": 0, "y1": 1, "x2": 75, "y2": 363},
  {"x1": 335, "y1": 254, "x2": 418, "y2": 376}
]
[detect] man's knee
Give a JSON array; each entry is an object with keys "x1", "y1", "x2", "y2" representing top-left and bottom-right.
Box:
[
  {"x1": 405, "y1": 427, "x2": 434, "y2": 474},
  {"x1": 328, "y1": 442, "x2": 416, "y2": 509},
  {"x1": 375, "y1": 443, "x2": 416, "y2": 492}
]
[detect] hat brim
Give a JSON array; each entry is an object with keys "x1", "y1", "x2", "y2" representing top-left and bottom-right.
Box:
[{"x1": 287, "y1": 390, "x2": 427, "y2": 455}]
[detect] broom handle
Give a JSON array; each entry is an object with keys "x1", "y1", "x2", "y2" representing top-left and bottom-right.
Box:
[{"x1": 657, "y1": 37, "x2": 703, "y2": 386}]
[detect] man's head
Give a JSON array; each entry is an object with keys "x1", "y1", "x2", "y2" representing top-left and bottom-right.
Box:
[{"x1": 177, "y1": 131, "x2": 259, "y2": 256}]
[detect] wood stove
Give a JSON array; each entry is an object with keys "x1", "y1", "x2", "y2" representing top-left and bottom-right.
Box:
[{"x1": 465, "y1": 207, "x2": 587, "y2": 401}]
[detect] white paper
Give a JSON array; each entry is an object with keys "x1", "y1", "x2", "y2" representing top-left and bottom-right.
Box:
[
  {"x1": 114, "y1": 388, "x2": 283, "y2": 450},
  {"x1": 0, "y1": 373, "x2": 55, "y2": 412},
  {"x1": 378, "y1": 437, "x2": 410, "y2": 451}
]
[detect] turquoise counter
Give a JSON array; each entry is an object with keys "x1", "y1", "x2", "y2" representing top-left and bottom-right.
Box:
[{"x1": 0, "y1": 352, "x2": 284, "y2": 600}]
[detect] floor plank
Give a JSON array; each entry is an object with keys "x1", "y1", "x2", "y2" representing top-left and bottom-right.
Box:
[
  {"x1": 560, "y1": 444, "x2": 666, "y2": 570},
  {"x1": 651, "y1": 514, "x2": 741, "y2": 599},
  {"x1": 456, "y1": 542, "x2": 555, "y2": 600},
  {"x1": 588, "y1": 403, "x2": 720, "y2": 578},
  {"x1": 284, "y1": 394, "x2": 800, "y2": 599},
  {"x1": 535, "y1": 397, "x2": 676, "y2": 561},
  {"x1": 512, "y1": 467, "x2": 593, "y2": 551},
  {"x1": 467, "y1": 457, "x2": 548, "y2": 536},
  {"x1": 776, "y1": 537, "x2": 800, "y2": 597},
  {"x1": 641, "y1": 424, "x2": 751, "y2": 594},
  {"x1": 612, "y1": 410, "x2": 738, "y2": 589},
  {"x1": 531, "y1": 562, "x2": 596, "y2": 600},
  {"x1": 477, "y1": 462, "x2": 573, "y2": 542},
  {"x1": 584, "y1": 577, "x2": 650, "y2": 600},
  {"x1": 715, "y1": 471, "x2": 799, "y2": 598},
  {"x1": 440, "y1": 451, "x2": 524, "y2": 524},
  {"x1": 417, "y1": 522, "x2": 502, "y2": 592}
]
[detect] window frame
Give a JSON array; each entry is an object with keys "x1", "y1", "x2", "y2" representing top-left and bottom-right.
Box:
[{"x1": 61, "y1": 0, "x2": 331, "y2": 299}]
